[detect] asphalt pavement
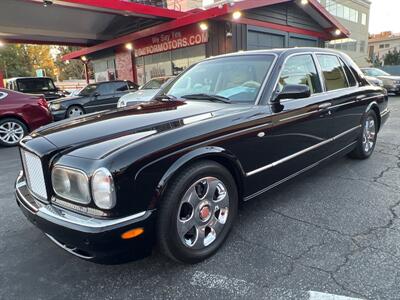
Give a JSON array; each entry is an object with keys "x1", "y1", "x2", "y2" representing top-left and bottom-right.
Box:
[{"x1": 1, "y1": 97, "x2": 400, "y2": 300}]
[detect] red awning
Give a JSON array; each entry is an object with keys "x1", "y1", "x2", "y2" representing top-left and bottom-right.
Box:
[
  {"x1": 63, "y1": 0, "x2": 349, "y2": 60},
  {"x1": 0, "y1": 0, "x2": 186, "y2": 46}
]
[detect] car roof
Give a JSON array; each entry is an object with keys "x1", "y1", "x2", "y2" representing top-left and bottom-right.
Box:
[
  {"x1": 204, "y1": 47, "x2": 349, "y2": 61},
  {"x1": 7, "y1": 77, "x2": 53, "y2": 81}
]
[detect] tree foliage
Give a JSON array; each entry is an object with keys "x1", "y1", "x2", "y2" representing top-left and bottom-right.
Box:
[
  {"x1": 383, "y1": 49, "x2": 400, "y2": 66},
  {"x1": 54, "y1": 46, "x2": 87, "y2": 80},
  {"x1": 0, "y1": 44, "x2": 89, "y2": 80}
]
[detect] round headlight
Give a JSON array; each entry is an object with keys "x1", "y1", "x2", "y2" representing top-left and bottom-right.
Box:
[
  {"x1": 91, "y1": 168, "x2": 116, "y2": 210},
  {"x1": 50, "y1": 103, "x2": 61, "y2": 111},
  {"x1": 118, "y1": 100, "x2": 126, "y2": 108}
]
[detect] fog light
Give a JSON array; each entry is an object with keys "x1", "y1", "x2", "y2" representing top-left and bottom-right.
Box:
[{"x1": 121, "y1": 228, "x2": 144, "y2": 239}]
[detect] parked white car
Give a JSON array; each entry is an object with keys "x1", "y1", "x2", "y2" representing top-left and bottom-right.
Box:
[{"x1": 117, "y1": 76, "x2": 175, "y2": 108}]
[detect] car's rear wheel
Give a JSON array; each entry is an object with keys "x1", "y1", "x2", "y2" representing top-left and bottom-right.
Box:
[
  {"x1": 0, "y1": 118, "x2": 28, "y2": 147},
  {"x1": 66, "y1": 105, "x2": 84, "y2": 118},
  {"x1": 349, "y1": 110, "x2": 378, "y2": 159},
  {"x1": 157, "y1": 160, "x2": 238, "y2": 264}
]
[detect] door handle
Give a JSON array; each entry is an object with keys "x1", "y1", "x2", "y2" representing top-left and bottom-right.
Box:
[{"x1": 319, "y1": 102, "x2": 332, "y2": 110}]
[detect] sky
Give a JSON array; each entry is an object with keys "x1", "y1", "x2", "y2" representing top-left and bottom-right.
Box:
[{"x1": 369, "y1": 0, "x2": 400, "y2": 34}]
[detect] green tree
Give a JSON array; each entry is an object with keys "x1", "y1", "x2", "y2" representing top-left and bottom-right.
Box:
[
  {"x1": 54, "y1": 46, "x2": 87, "y2": 80},
  {"x1": 0, "y1": 44, "x2": 33, "y2": 78},
  {"x1": 383, "y1": 49, "x2": 400, "y2": 66}
]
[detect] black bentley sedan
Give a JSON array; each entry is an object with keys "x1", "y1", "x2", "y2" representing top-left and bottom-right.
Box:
[
  {"x1": 15, "y1": 48, "x2": 389, "y2": 264},
  {"x1": 49, "y1": 80, "x2": 139, "y2": 121}
]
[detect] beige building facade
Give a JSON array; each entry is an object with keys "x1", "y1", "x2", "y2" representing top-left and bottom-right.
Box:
[
  {"x1": 317, "y1": 0, "x2": 371, "y2": 67},
  {"x1": 368, "y1": 32, "x2": 400, "y2": 62}
]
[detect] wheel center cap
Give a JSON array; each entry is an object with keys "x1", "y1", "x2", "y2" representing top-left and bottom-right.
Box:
[{"x1": 199, "y1": 205, "x2": 211, "y2": 221}]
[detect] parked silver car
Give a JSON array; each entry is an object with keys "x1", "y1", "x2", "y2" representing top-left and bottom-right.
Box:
[
  {"x1": 117, "y1": 76, "x2": 175, "y2": 108},
  {"x1": 361, "y1": 68, "x2": 400, "y2": 94}
]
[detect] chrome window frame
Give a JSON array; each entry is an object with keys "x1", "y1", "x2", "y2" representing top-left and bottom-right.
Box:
[{"x1": 268, "y1": 52, "x2": 325, "y2": 104}]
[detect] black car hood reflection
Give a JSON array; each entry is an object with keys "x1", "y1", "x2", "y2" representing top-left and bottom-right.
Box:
[{"x1": 35, "y1": 100, "x2": 247, "y2": 159}]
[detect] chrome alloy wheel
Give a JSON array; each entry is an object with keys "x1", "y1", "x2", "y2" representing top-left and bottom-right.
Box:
[
  {"x1": 0, "y1": 121, "x2": 25, "y2": 144},
  {"x1": 68, "y1": 106, "x2": 84, "y2": 118},
  {"x1": 177, "y1": 177, "x2": 229, "y2": 249},
  {"x1": 363, "y1": 116, "x2": 376, "y2": 153}
]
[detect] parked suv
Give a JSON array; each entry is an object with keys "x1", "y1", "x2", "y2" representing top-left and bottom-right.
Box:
[
  {"x1": 49, "y1": 80, "x2": 139, "y2": 120},
  {"x1": 6, "y1": 77, "x2": 65, "y2": 101}
]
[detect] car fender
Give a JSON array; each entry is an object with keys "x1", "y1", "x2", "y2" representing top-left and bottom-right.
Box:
[{"x1": 135, "y1": 146, "x2": 246, "y2": 210}]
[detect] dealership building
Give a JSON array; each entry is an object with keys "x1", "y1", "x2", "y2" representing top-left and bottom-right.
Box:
[{"x1": 1, "y1": 0, "x2": 350, "y2": 85}]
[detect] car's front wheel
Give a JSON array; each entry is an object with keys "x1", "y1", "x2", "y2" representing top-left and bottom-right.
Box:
[
  {"x1": 66, "y1": 105, "x2": 85, "y2": 118},
  {"x1": 349, "y1": 110, "x2": 378, "y2": 159},
  {"x1": 0, "y1": 118, "x2": 28, "y2": 147},
  {"x1": 157, "y1": 160, "x2": 238, "y2": 264}
]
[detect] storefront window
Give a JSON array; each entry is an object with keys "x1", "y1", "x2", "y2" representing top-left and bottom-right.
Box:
[
  {"x1": 172, "y1": 45, "x2": 206, "y2": 75},
  {"x1": 137, "y1": 44, "x2": 206, "y2": 86}
]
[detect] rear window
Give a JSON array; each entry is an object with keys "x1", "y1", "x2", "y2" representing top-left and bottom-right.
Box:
[
  {"x1": 17, "y1": 78, "x2": 56, "y2": 93},
  {"x1": 316, "y1": 55, "x2": 349, "y2": 91}
]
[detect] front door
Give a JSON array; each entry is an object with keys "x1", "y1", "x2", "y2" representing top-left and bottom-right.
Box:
[
  {"x1": 244, "y1": 54, "x2": 333, "y2": 198},
  {"x1": 85, "y1": 82, "x2": 115, "y2": 113}
]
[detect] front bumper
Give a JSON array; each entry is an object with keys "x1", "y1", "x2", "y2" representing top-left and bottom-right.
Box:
[
  {"x1": 385, "y1": 84, "x2": 400, "y2": 93},
  {"x1": 51, "y1": 110, "x2": 67, "y2": 122},
  {"x1": 15, "y1": 172, "x2": 156, "y2": 263}
]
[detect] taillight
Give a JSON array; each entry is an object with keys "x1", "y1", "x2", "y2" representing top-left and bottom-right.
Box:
[{"x1": 37, "y1": 96, "x2": 48, "y2": 109}]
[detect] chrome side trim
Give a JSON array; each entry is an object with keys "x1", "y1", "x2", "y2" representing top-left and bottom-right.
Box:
[
  {"x1": 246, "y1": 125, "x2": 361, "y2": 177},
  {"x1": 45, "y1": 234, "x2": 94, "y2": 260},
  {"x1": 381, "y1": 108, "x2": 390, "y2": 118},
  {"x1": 244, "y1": 141, "x2": 357, "y2": 201}
]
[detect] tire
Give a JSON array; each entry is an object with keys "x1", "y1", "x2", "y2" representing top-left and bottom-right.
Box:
[
  {"x1": 66, "y1": 105, "x2": 85, "y2": 118},
  {"x1": 349, "y1": 110, "x2": 378, "y2": 159},
  {"x1": 157, "y1": 160, "x2": 238, "y2": 264},
  {"x1": 0, "y1": 118, "x2": 28, "y2": 147}
]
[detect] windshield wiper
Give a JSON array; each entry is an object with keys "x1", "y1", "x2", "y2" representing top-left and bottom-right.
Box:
[
  {"x1": 154, "y1": 93, "x2": 178, "y2": 101},
  {"x1": 181, "y1": 93, "x2": 231, "y2": 103}
]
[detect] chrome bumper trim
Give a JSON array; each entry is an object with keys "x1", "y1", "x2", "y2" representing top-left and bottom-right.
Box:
[
  {"x1": 45, "y1": 234, "x2": 94, "y2": 260},
  {"x1": 16, "y1": 172, "x2": 147, "y2": 232}
]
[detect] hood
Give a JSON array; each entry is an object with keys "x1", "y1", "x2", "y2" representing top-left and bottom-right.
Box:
[
  {"x1": 378, "y1": 75, "x2": 400, "y2": 81},
  {"x1": 51, "y1": 95, "x2": 84, "y2": 104},
  {"x1": 28, "y1": 90, "x2": 62, "y2": 100},
  {"x1": 122, "y1": 89, "x2": 160, "y2": 103},
  {"x1": 34, "y1": 100, "x2": 247, "y2": 159}
]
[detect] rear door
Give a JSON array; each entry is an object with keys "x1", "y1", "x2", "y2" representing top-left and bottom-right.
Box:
[{"x1": 315, "y1": 54, "x2": 362, "y2": 152}]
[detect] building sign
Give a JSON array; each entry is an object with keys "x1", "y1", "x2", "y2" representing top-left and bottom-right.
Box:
[{"x1": 134, "y1": 24, "x2": 208, "y2": 57}]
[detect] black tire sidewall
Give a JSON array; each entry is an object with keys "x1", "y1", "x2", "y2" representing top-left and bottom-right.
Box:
[
  {"x1": 0, "y1": 118, "x2": 28, "y2": 147},
  {"x1": 157, "y1": 161, "x2": 238, "y2": 263}
]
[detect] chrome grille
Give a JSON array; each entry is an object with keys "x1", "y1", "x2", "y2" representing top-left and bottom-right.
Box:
[{"x1": 21, "y1": 149, "x2": 47, "y2": 200}]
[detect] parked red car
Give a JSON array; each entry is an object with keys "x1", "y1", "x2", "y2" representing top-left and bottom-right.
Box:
[{"x1": 0, "y1": 88, "x2": 53, "y2": 146}]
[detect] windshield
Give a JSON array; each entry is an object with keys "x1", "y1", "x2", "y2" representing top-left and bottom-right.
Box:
[
  {"x1": 142, "y1": 78, "x2": 171, "y2": 90},
  {"x1": 164, "y1": 55, "x2": 276, "y2": 104},
  {"x1": 78, "y1": 84, "x2": 98, "y2": 96},
  {"x1": 17, "y1": 78, "x2": 56, "y2": 93},
  {"x1": 363, "y1": 68, "x2": 390, "y2": 77}
]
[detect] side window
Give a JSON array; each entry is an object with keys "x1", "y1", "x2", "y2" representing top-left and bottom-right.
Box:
[
  {"x1": 340, "y1": 59, "x2": 357, "y2": 87},
  {"x1": 317, "y1": 55, "x2": 349, "y2": 91},
  {"x1": 96, "y1": 83, "x2": 114, "y2": 95},
  {"x1": 127, "y1": 81, "x2": 139, "y2": 90},
  {"x1": 278, "y1": 54, "x2": 322, "y2": 95},
  {"x1": 113, "y1": 82, "x2": 129, "y2": 92}
]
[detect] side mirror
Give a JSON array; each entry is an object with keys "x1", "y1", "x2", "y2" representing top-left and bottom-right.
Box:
[{"x1": 274, "y1": 84, "x2": 311, "y2": 102}]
